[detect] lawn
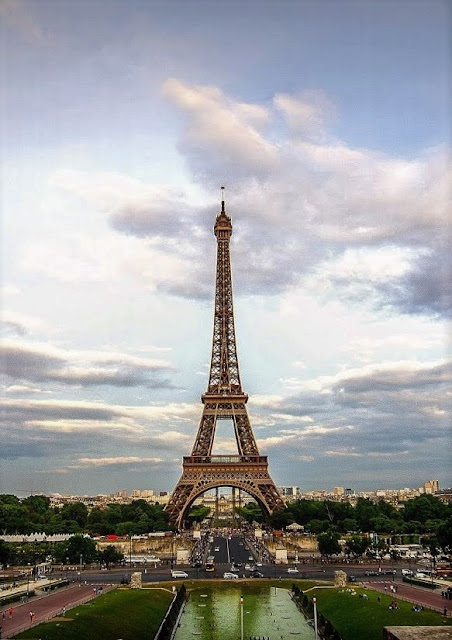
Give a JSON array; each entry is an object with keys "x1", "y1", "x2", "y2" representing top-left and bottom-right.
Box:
[
  {"x1": 15, "y1": 587, "x2": 174, "y2": 640},
  {"x1": 306, "y1": 585, "x2": 452, "y2": 640}
]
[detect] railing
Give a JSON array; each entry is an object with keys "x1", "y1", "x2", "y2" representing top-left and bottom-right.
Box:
[{"x1": 183, "y1": 455, "x2": 268, "y2": 464}]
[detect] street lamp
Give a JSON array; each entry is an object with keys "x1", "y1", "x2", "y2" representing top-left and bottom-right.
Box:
[
  {"x1": 313, "y1": 596, "x2": 319, "y2": 640},
  {"x1": 240, "y1": 595, "x2": 244, "y2": 640}
]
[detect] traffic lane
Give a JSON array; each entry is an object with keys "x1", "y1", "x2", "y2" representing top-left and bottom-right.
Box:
[
  {"x1": 1, "y1": 584, "x2": 107, "y2": 638},
  {"x1": 229, "y1": 535, "x2": 254, "y2": 567}
]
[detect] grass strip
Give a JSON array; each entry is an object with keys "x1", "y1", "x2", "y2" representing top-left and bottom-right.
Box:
[
  {"x1": 307, "y1": 585, "x2": 451, "y2": 640},
  {"x1": 15, "y1": 587, "x2": 174, "y2": 640}
]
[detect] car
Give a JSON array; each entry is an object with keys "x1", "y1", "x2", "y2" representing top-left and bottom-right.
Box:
[
  {"x1": 364, "y1": 570, "x2": 379, "y2": 576},
  {"x1": 244, "y1": 563, "x2": 251, "y2": 571},
  {"x1": 287, "y1": 567, "x2": 299, "y2": 574},
  {"x1": 402, "y1": 569, "x2": 414, "y2": 576},
  {"x1": 256, "y1": 562, "x2": 263, "y2": 567},
  {"x1": 171, "y1": 570, "x2": 188, "y2": 578},
  {"x1": 223, "y1": 572, "x2": 239, "y2": 579},
  {"x1": 251, "y1": 571, "x2": 264, "y2": 578},
  {"x1": 248, "y1": 556, "x2": 254, "y2": 561},
  {"x1": 381, "y1": 569, "x2": 396, "y2": 575},
  {"x1": 214, "y1": 547, "x2": 220, "y2": 552}
]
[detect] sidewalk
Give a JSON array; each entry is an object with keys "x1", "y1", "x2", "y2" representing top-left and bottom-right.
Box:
[
  {"x1": 1, "y1": 582, "x2": 115, "y2": 638},
  {"x1": 365, "y1": 579, "x2": 450, "y2": 616}
]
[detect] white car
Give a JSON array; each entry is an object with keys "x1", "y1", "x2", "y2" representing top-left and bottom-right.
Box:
[
  {"x1": 287, "y1": 567, "x2": 299, "y2": 573},
  {"x1": 214, "y1": 547, "x2": 220, "y2": 552},
  {"x1": 244, "y1": 563, "x2": 251, "y2": 571},
  {"x1": 171, "y1": 570, "x2": 188, "y2": 578},
  {"x1": 223, "y1": 572, "x2": 239, "y2": 579}
]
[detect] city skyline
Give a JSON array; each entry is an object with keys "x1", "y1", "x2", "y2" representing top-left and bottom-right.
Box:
[{"x1": 1, "y1": 1, "x2": 451, "y2": 496}]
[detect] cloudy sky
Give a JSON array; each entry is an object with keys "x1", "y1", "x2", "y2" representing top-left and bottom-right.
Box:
[{"x1": 1, "y1": 0, "x2": 451, "y2": 499}]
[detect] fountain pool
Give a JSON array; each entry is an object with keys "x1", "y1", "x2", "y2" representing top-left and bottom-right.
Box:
[{"x1": 173, "y1": 585, "x2": 315, "y2": 640}]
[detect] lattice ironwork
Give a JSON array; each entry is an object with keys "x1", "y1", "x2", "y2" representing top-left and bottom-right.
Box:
[{"x1": 166, "y1": 194, "x2": 284, "y2": 529}]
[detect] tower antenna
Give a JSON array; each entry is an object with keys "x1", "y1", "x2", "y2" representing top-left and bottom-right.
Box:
[{"x1": 220, "y1": 185, "x2": 225, "y2": 212}]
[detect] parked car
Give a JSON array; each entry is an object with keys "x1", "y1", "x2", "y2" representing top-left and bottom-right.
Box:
[
  {"x1": 364, "y1": 570, "x2": 379, "y2": 576},
  {"x1": 223, "y1": 572, "x2": 239, "y2": 579},
  {"x1": 287, "y1": 567, "x2": 299, "y2": 574},
  {"x1": 402, "y1": 569, "x2": 414, "y2": 576}
]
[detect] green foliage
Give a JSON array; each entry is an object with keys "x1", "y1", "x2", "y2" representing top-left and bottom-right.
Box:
[
  {"x1": 53, "y1": 534, "x2": 98, "y2": 564},
  {"x1": 186, "y1": 505, "x2": 210, "y2": 526},
  {"x1": 236, "y1": 501, "x2": 265, "y2": 524},
  {"x1": 100, "y1": 544, "x2": 124, "y2": 567},
  {"x1": 436, "y1": 515, "x2": 452, "y2": 552},
  {"x1": 345, "y1": 534, "x2": 368, "y2": 557},
  {"x1": 402, "y1": 495, "x2": 448, "y2": 523},
  {"x1": 317, "y1": 530, "x2": 341, "y2": 557},
  {"x1": 0, "y1": 539, "x2": 16, "y2": 567}
]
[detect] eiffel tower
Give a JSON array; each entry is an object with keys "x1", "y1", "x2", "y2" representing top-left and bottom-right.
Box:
[{"x1": 166, "y1": 190, "x2": 284, "y2": 529}]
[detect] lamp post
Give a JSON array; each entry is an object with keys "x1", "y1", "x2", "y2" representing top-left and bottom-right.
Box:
[
  {"x1": 240, "y1": 595, "x2": 244, "y2": 640},
  {"x1": 313, "y1": 596, "x2": 318, "y2": 640}
]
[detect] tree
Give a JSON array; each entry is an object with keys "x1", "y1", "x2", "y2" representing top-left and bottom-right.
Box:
[
  {"x1": 317, "y1": 531, "x2": 341, "y2": 558},
  {"x1": 60, "y1": 502, "x2": 88, "y2": 528},
  {"x1": 100, "y1": 545, "x2": 124, "y2": 568},
  {"x1": 402, "y1": 495, "x2": 448, "y2": 525},
  {"x1": 0, "y1": 540, "x2": 15, "y2": 567},
  {"x1": 345, "y1": 534, "x2": 368, "y2": 557},
  {"x1": 54, "y1": 535, "x2": 98, "y2": 564},
  {"x1": 436, "y1": 516, "x2": 452, "y2": 553}
]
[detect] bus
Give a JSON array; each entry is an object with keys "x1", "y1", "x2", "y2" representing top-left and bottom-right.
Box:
[{"x1": 205, "y1": 556, "x2": 215, "y2": 572}]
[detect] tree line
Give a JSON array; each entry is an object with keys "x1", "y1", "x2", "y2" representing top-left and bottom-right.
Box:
[
  {"x1": 0, "y1": 493, "x2": 451, "y2": 561},
  {"x1": 0, "y1": 495, "x2": 169, "y2": 536}
]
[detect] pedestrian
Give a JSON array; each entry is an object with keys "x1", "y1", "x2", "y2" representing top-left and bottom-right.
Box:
[
  {"x1": 8, "y1": 608, "x2": 13, "y2": 619},
  {"x1": 62, "y1": 607, "x2": 66, "y2": 617},
  {"x1": 444, "y1": 607, "x2": 447, "y2": 617}
]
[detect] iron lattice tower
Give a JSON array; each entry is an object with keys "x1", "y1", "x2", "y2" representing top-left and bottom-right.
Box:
[{"x1": 165, "y1": 193, "x2": 284, "y2": 528}]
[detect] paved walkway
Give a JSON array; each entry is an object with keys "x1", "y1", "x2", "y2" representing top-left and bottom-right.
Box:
[
  {"x1": 363, "y1": 579, "x2": 450, "y2": 616},
  {"x1": 1, "y1": 583, "x2": 115, "y2": 638}
]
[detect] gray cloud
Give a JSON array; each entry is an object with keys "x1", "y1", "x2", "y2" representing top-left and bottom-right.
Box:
[
  {"x1": 0, "y1": 342, "x2": 176, "y2": 389},
  {"x1": 252, "y1": 361, "x2": 451, "y2": 468}
]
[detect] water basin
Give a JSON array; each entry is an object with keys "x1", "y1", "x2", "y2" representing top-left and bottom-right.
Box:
[{"x1": 174, "y1": 585, "x2": 315, "y2": 640}]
